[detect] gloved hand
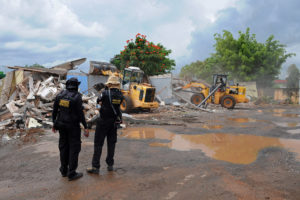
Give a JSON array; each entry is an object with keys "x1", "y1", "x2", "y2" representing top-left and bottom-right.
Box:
[
  {"x1": 115, "y1": 117, "x2": 122, "y2": 124},
  {"x1": 84, "y1": 129, "x2": 89, "y2": 137},
  {"x1": 52, "y1": 126, "x2": 57, "y2": 133}
]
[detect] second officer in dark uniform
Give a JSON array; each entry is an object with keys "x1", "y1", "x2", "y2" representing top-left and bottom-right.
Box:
[
  {"x1": 52, "y1": 77, "x2": 89, "y2": 181},
  {"x1": 87, "y1": 75, "x2": 124, "y2": 174}
]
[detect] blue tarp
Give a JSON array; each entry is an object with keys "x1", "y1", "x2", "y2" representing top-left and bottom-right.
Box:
[{"x1": 67, "y1": 74, "x2": 88, "y2": 94}]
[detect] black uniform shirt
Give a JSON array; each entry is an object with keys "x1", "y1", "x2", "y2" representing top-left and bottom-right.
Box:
[
  {"x1": 52, "y1": 89, "x2": 87, "y2": 129},
  {"x1": 97, "y1": 88, "x2": 124, "y2": 120}
]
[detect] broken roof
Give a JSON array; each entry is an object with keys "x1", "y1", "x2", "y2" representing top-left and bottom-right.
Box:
[
  {"x1": 7, "y1": 58, "x2": 87, "y2": 76},
  {"x1": 7, "y1": 66, "x2": 68, "y2": 76},
  {"x1": 51, "y1": 58, "x2": 86, "y2": 71}
]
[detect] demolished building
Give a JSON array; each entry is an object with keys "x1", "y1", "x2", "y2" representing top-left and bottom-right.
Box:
[{"x1": 0, "y1": 58, "x2": 101, "y2": 130}]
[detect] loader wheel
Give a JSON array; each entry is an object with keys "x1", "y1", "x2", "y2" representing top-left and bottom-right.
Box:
[
  {"x1": 190, "y1": 93, "x2": 205, "y2": 105},
  {"x1": 120, "y1": 95, "x2": 133, "y2": 113},
  {"x1": 221, "y1": 95, "x2": 236, "y2": 109}
]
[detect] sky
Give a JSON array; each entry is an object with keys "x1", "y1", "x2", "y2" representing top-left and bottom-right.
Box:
[{"x1": 0, "y1": 0, "x2": 299, "y2": 78}]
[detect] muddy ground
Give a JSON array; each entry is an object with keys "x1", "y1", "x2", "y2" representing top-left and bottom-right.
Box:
[{"x1": 0, "y1": 104, "x2": 299, "y2": 200}]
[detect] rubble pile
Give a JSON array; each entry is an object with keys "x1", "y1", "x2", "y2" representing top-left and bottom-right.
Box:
[{"x1": 0, "y1": 75, "x2": 99, "y2": 130}]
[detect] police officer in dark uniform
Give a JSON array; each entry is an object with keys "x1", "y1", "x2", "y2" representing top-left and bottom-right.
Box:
[
  {"x1": 52, "y1": 77, "x2": 89, "y2": 181},
  {"x1": 87, "y1": 75, "x2": 124, "y2": 174}
]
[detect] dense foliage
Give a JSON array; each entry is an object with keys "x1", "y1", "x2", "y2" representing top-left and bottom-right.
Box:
[
  {"x1": 111, "y1": 33, "x2": 175, "y2": 76},
  {"x1": 286, "y1": 64, "x2": 300, "y2": 89},
  {"x1": 180, "y1": 28, "x2": 295, "y2": 87},
  {"x1": 24, "y1": 63, "x2": 45, "y2": 68},
  {"x1": 0, "y1": 71, "x2": 5, "y2": 79}
]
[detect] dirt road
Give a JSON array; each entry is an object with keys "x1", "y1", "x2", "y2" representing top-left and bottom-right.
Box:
[{"x1": 0, "y1": 105, "x2": 299, "y2": 200}]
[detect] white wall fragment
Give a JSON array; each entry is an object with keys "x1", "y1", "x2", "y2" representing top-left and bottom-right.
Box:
[
  {"x1": 28, "y1": 118, "x2": 42, "y2": 128},
  {"x1": 6, "y1": 101, "x2": 19, "y2": 113},
  {"x1": 149, "y1": 73, "x2": 173, "y2": 101}
]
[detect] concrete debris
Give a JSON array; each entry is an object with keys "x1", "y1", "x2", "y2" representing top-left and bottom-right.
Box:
[
  {"x1": 172, "y1": 92, "x2": 214, "y2": 113},
  {"x1": 122, "y1": 113, "x2": 134, "y2": 118},
  {"x1": 2, "y1": 134, "x2": 11, "y2": 142},
  {"x1": 27, "y1": 118, "x2": 42, "y2": 129},
  {"x1": 38, "y1": 86, "x2": 58, "y2": 100},
  {"x1": 0, "y1": 70, "x2": 100, "y2": 131},
  {"x1": 5, "y1": 101, "x2": 19, "y2": 113},
  {"x1": 172, "y1": 102, "x2": 181, "y2": 106}
]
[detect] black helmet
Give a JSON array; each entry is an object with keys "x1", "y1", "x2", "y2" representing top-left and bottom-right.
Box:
[{"x1": 66, "y1": 77, "x2": 81, "y2": 90}]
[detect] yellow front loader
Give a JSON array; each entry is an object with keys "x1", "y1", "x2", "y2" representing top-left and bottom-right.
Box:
[
  {"x1": 120, "y1": 67, "x2": 159, "y2": 112},
  {"x1": 184, "y1": 74, "x2": 249, "y2": 109}
]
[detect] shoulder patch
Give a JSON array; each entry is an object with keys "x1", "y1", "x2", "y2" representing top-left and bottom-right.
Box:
[
  {"x1": 112, "y1": 99, "x2": 121, "y2": 104},
  {"x1": 59, "y1": 99, "x2": 70, "y2": 108}
]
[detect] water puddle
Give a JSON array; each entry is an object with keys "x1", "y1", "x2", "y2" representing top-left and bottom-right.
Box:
[
  {"x1": 274, "y1": 122, "x2": 300, "y2": 128},
  {"x1": 121, "y1": 127, "x2": 300, "y2": 164},
  {"x1": 201, "y1": 125, "x2": 223, "y2": 130},
  {"x1": 273, "y1": 113, "x2": 299, "y2": 118},
  {"x1": 286, "y1": 129, "x2": 300, "y2": 135},
  {"x1": 272, "y1": 109, "x2": 286, "y2": 113},
  {"x1": 266, "y1": 108, "x2": 299, "y2": 118},
  {"x1": 227, "y1": 118, "x2": 258, "y2": 123}
]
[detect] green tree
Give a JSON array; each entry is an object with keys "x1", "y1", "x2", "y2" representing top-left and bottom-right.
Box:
[
  {"x1": 24, "y1": 63, "x2": 45, "y2": 68},
  {"x1": 212, "y1": 28, "x2": 295, "y2": 87},
  {"x1": 179, "y1": 59, "x2": 223, "y2": 83},
  {"x1": 0, "y1": 71, "x2": 5, "y2": 79},
  {"x1": 111, "y1": 33, "x2": 175, "y2": 76},
  {"x1": 180, "y1": 28, "x2": 295, "y2": 87},
  {"x1": 286, "y1": 64, "x2": 300, "y2": 89}
]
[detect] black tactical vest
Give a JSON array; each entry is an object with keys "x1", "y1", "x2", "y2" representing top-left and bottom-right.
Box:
[
  {"x1": 57, "y1": 90, "x2": 80, "y2": 123},
  {"x1": 100, "y1": 88, "x2": 123, "y2": 119}
]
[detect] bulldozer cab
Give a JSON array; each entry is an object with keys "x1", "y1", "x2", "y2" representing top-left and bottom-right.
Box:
[
  {"x1": 122, "y1": 67, "x2": 144, "y2": 90},
  {"x1": 213, "y1": 74, "x2": 227, "y2": 86},
  {"x1": 212, "y1": 74, "x2": 227, "y2": 92}
]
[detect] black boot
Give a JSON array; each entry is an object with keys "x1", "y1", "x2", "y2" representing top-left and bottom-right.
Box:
[
  {"x1": 86, "y1": 167, "x2": 99, "y2": 174},
  {"x1": 68, "y1": 172, "x2": 83, "y2": 181},
  {"x1": 60, "y1": 167, "x2": 68, "y2": 177},
  {"x1": 107, "y1": 165, "x2": 113, "y2": 171}
]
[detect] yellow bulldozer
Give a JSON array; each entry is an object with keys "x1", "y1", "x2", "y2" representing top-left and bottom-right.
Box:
[
  {"x1": 120, "y1": 66, "x2": 159, "y2": 112},
  {"x1": 90, "y1": 63, "x2": 159, "y2": 113},
  {"x1": 182, "y1": 74, "x2": 249, "y2": 109}
]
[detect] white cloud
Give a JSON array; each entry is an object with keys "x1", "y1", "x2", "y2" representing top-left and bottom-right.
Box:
[
  {"x1": 133, "y1": 0, "x2": 170, "y2": 22},
  {"x1": 0, "y1": 0, "x2": 107, "y2": 40},
  {"x1": 146, "y1": 0, "x2": 239, "y2": 61},
  {"x1": 4, "y1": 41, "x2": 71, "y2": 53},
  {"x1": 151, "y1": 18, "x2": 195, "y2": 59},
  {"x1": 184, "y1": 0, "x2": 239, "y2": 24}
]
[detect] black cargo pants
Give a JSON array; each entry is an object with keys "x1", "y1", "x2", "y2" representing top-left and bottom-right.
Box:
[
  {"x1": 92, "y1": 118, "x2": 117, "y2": 169},
  {"x1": 58, "y1": 124, "x2": 81, "y2": 177}
]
